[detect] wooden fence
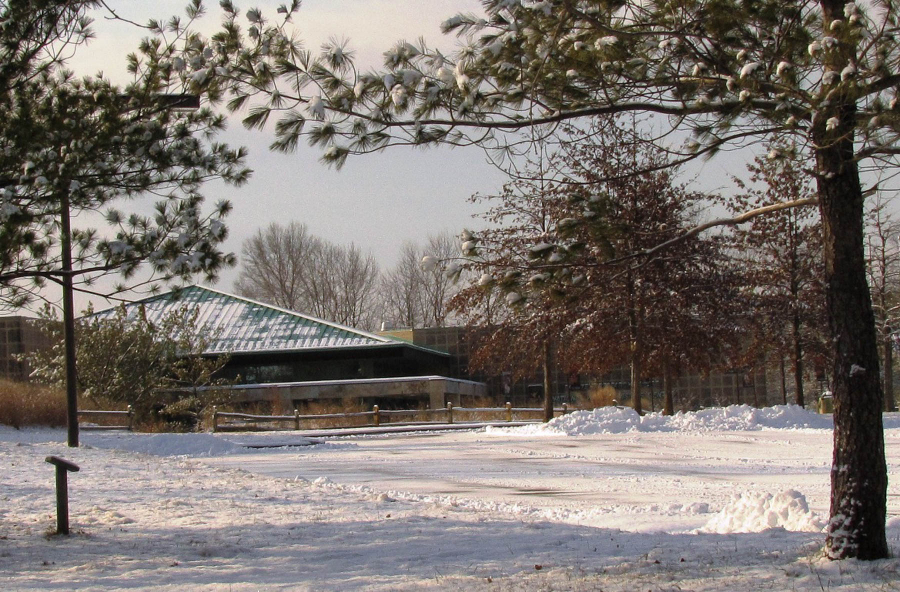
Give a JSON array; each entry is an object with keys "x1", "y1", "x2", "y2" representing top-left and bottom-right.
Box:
[
  {"x1": 77, "y1": 406, "x2": 133, "y2": 431},
  {"x1": 211, "y1": 402, "x2": 573, "y2": 433}
]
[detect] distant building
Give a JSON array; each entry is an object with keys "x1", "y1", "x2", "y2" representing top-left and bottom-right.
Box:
[
  {"x1": 0, "y1": 316, "x2": 51, "y2": 381},
  {"x1": 93, "y1": 285, "x2": 485, "y2": 409}
]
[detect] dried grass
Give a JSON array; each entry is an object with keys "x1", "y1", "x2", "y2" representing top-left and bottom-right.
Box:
[
  {"x1": 0, "y1": 379, "x2": 67, "y2": 428},
  {"x1": 577, "y1": 385, "x2": 620, "y2": 409}
]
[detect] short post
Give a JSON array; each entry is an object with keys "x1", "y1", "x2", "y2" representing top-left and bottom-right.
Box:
[
  {"x1": 126, "y1": 405, "x2": 134, "y2": 431},
  {"x1": 373, "y1": 405, "x2": 380, "y2": 426},
  {"x1": 294, "y1": 408, "x2": 300, "y2": 430},
  {"x1": 562, "y1": 403, "x2": 568, "y2": 415},
  {"x1": 506, "y1": 402, "x2": 512, "y2": 422},
  {"x1": 446, "y1": 401, "x2": 454, "y2": 424},
  {"x1": 45, "y1": 456, "x2": 79, "y2": 535},
  {"x1": 211, "y1": 406, "x2": 218, "y2": 433}
]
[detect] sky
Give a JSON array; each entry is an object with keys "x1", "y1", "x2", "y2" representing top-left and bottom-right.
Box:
[{"x1": 57, "y1": 0, "x2": 749, "y2": 314}]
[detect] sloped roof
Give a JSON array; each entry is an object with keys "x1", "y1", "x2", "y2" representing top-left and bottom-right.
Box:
[{"x1": 92, "y1": 285, "x2": 425, "y2": 356}]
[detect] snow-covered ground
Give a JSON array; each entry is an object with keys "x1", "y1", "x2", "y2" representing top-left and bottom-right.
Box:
[{"x1": 3, "y1": 405, "x2": 900, "y2": 591}]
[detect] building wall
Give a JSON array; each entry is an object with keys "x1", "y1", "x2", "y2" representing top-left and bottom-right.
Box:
[
  {"x1": 383, "y1": 326, "x2": 772, "y2": 411},
  {"x1": 0, "y1": 316, "x2": 52, "y2": 381}
]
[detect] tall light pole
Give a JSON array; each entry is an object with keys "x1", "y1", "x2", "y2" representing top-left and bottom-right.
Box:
[
  {"x1": 62, "y1": 93, "x2": 199, "y2": 447},
  {"x1": 61, "y1": 187, "x2": 79, "y2": 447}
]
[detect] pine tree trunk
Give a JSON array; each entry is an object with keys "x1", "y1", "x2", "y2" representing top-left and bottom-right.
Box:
[{"x1": 814, "y1": 83, "x2": 888, "y2": 557}]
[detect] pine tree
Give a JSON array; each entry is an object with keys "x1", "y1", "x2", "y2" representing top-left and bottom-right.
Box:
[
  {"x1": 0, "y1": 1, "x2": 249, "y2": 308},
  {"x1": 201, "y1": 0, "x2": 894, "y2": 559}
]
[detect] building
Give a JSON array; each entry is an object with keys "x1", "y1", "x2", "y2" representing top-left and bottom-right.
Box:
[
  {"x1": 380, "y1": 326, "x2": 771, "y2": 412},
  {"x1": 93, "y1": 285, "x2": 485, "y2": 409},
  {"x1": 0, "y1": 316, "x2": 52, "y2": 381}
]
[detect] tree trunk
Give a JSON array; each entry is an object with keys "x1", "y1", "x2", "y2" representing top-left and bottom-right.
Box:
[
  {"x1": 542, "y1": 340, "x2": 553, "y2": 423},
  {"x1": 662, "y1": 357, "x2": 674, "y2": 416},
  {"x1": 779, "y1": 356, "x2": 787, "y2": 405},
  {"x1": 814, "y1": 86, "x2": 888, "y2": 558},
  {"x1": 627, "y1": 274, "x2": 643, "y2": 415},
  {"x1": 792, "y1": 306, "x2": 805, "y2": 408},
  {"x1": 884, "y1": 334, "x2": 895, "y2": 413}
]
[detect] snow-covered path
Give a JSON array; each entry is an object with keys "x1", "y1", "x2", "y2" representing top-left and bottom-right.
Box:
[
  {"x1": 3, "y1": 406, "x2": 900, "y2": 590},
  {"x1": 205, "y1": 429, "x2": 845, "y2": 533}
]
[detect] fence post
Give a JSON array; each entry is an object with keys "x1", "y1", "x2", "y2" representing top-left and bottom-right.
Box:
[
  {"x1": 506, "y1": 402, "x2": 512, "y2": 422},
  {"x1": 447, "y1": 402, "x2": 453, "y2": 424},
  {"x1": 126, "y1": 405, "x2": 134, "y2": 431},
  {"x1": 294, "y1": 408, "x2": 300, "y2": 430},
  {"x1": 211, "y1": 406, "x2": 218, "y2": 433},
  {"x1": 373, "y1": 405, "x2": 380, "y2": 426}
]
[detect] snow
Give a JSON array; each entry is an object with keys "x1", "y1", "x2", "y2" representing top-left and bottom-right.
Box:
[
  {"x1": 489, "y1": 404, "x2": 835, "y2": 436},
  {"x1": 699, "y1": 490, "x2": 825, "y2": 534},
  {"x1": 2, "y1": 406, "x2": 900, "y2": 590}
]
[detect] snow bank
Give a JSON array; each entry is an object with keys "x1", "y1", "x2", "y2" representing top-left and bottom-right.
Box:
[
  {"x1": 490, "y1": 404, "x2": 834, "y2": 437},
  {"x1": 0, "y1": 427, "x2": 322, "y2": 457},
  {"x1": 699, "y1": 490, "x2": 826, "y2": 534}
]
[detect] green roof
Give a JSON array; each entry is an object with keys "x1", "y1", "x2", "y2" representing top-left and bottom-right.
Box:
[{"x1": 92, "y1": 285, "x2": 427, "y2": 356}]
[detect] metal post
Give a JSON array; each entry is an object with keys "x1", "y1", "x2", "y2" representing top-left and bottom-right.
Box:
[
  {"x1": 294, "y1": 408, "x2": 300, "y2": 430},
  {"x1": 506, "y1": 402, "x2": 513, "y2": 422},
  {"x1": 373, "y1": 405, "x2": 380, "y2": 426},
  {"x1": 446, "y1": 402, "x2": 453, "y2": 424},
  {"x1": 46, "y1": 456, "x2": 79, "y2": 535}
]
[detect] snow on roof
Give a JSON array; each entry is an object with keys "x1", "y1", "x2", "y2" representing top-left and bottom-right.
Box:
[{"x1": 91, "y1": 285, "x2": 413, "y2": 356}]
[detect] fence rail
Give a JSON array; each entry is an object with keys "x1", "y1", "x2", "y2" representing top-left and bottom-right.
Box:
[
  {"x1": 211, "y1": 402, "x2": 572, "y2": 433},
  {"x1": 77, "y1": 406, "x2": 133, "y2": 431}
]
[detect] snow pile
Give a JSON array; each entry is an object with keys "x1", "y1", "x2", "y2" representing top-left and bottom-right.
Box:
[
  {"x1": 644, "y1": 404, "x2": 833, "y2": 432},
  {"x1": 87, "y1": 432, "x2": 247, "y2": 457},
  {"x1": 492, "y1": 404, "x2": 834, "y2": 436},
  {"x1": 700, "y1": 490, "x2": 826, "y2": 534},
  {"x1": 511, "y1": 406, "x2": 644, "y2": 436}
]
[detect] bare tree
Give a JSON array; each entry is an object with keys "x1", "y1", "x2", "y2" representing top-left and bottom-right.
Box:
[
  {"x1": 330, "y1": 243, "x2": 381, "y2": 330},
  {"x1": 866, "y1": 197, "x2": 900, "y2": 412},
  {"x1": 422, "y1": 232, "x2": 460, "y2": 327},
  {"x1": 380, "y1": 232, "x2": 461, "y2": 329},
  {"x1": 234, "y1": 222, "x2": 323, "y2": 310},
  {"x1": 235, "y1": 223, "x2": 380, "y2": 330},
  {"x1": 381, "y1": 242, "x2": 426, "y2": 328}
]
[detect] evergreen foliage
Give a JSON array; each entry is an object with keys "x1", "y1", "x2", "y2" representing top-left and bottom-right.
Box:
[{"x1": 0, "y1": 0, "x2": 250, "y2": 309}]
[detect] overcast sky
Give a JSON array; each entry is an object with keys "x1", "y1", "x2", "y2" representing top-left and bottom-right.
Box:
[{"x1": 60, "y1": 0, "x2": 747, "y2": 314}]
